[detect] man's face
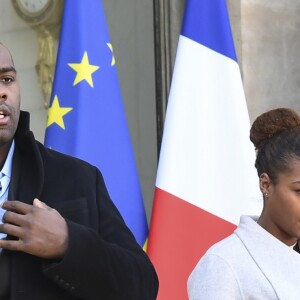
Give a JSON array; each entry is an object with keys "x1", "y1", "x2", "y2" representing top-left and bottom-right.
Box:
[{"x1": 0, "y1": 44, "x2": 20, "y2": 147}]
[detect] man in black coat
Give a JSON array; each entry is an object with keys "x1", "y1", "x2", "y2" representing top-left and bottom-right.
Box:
[{"x1": 0, "y1": 43, "x2": 158, "y2": 299}]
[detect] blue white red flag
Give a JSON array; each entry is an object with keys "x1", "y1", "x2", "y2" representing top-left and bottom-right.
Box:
[{"x1": 148, "y1": 0, "x2": 262, "y2": 298}]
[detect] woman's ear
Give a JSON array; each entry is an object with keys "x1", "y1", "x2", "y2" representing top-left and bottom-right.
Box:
[{"x1": 259, "y1": 173, "x2": 271, "y2": 198}]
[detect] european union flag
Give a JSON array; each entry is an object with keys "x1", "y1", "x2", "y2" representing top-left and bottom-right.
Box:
[{"x1": 44, "y1": 0, "x2": 148, "y2": 247}]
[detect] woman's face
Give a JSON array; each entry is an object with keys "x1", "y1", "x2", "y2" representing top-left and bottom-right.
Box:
[{"x1": 259, "y1": 158, "x2": 300, "y2": 246}]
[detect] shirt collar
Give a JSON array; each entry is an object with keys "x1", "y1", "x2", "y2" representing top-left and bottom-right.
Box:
[{"x1": 1, "y1": 140, "x2": 15, "y2": 178}]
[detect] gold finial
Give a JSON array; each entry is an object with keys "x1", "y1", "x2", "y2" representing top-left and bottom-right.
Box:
[{"x1": 35, "y1": 25, "x2": 56, "y2": 108}]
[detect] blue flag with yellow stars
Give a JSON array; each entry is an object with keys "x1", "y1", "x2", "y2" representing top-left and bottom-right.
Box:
[{"x1": 44, "y1": 0, "x2": 148, "y2": 248}]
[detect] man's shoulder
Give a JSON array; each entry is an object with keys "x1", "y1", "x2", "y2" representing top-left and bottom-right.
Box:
[{"x1": 36, "y1": 140, "x2": 97, "y2": 172}]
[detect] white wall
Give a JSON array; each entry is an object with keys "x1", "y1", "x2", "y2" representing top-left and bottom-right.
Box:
[
  {"x1": 241, "y1": 0, "x2": 300, "y2": 122},
  {"x1": 0, "y1": 2, "x2": 47, "y2": 143}
]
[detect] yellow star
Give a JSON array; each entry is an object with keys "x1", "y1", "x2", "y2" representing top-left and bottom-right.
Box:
[
  {"x1": 68, "y1": 51, "x2": 100, "y2": 87},
  {"x1": 47, "y1": 95, "x2": 73, "y2": 129}
]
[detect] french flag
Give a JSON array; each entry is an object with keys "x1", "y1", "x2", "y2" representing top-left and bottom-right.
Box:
[{"x1": 147, "y1": 0, "x2": 262, "y2": 299}]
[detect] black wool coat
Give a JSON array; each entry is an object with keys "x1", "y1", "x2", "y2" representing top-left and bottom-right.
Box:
[{"x1": 3, "y1": 111, "x2": 158, "y2": 300}]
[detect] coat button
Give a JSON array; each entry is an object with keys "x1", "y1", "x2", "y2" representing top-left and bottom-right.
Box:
[
  {"x1": 64, "y1": 282, "x2": 70, "y2": 289},
  {"x1": 54, "y1": 275, "x2": 60, "y2": 281}
]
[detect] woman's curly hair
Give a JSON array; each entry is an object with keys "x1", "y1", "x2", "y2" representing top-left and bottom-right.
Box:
[{"x1": 250, "y1": 108, "x2": 300, "y2": 183}]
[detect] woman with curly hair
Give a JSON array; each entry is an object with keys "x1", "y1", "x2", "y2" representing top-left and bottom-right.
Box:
[{"x1": 188, "y1": 108, "x2": 300, "y2": 299}]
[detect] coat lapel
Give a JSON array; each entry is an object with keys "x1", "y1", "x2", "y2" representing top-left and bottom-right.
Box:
[
  {"x1": 9, "y1": 112, "x2": 45, "y2": 299},
  {"x1": 9, "y1": 112, "x2": 44, "y2": 203},
  {"x1": 235, "y1": 216, "x2": 300, "y2": 300}
]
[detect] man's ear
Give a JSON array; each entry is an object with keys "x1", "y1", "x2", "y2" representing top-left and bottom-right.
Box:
[{"x1": 259, "y1": 173, "x2": 272, "y2": 198}]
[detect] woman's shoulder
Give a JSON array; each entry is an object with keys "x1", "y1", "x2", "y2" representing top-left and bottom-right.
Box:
[
  {"x1": 194, "y1": 231, "x2": 249, "y2": 274},
  {"x1": 188, "y1": 234, "x2": 245, "y2": 299},
  {"x1": 206, "y1": 232, "x2": 241, "y2": 256}
]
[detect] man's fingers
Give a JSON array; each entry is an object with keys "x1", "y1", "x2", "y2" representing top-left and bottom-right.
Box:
[
  {"x1": 0, "y1": 223, "x2": 23, "y2": 239},
  {"x1": 1, "y1": 201, "x2": 33, "y2": 214},
  {"x1": 0, "y1": 238, "x2": 23, "y2": 252},
  {"x1": 0, "y1": 199, "x2": 67, "y2": 258},
  {"x1": 1, "y1": 199, "x2": 52, "y2": 213},
  {"x1": 33, "y1": 198, "x2": 51, "y2": 210},
  {"x1": 2, "y1": 210, "x2": 25, "y2": 226}
]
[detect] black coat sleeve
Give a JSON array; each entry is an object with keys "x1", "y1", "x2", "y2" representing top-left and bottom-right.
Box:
[{"x1": 43, "y1": 169, "x2": 158, "y2": 300}]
